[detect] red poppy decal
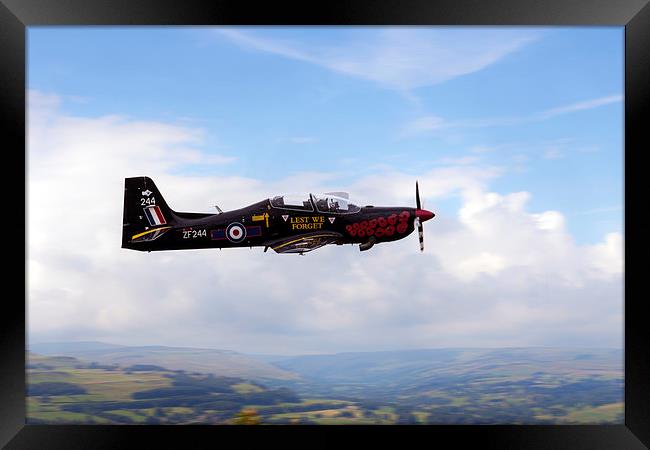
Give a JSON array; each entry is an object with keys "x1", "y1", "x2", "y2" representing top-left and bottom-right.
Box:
[{"x1": 346, "y1": 211, "x2": 411, "y2": 239}]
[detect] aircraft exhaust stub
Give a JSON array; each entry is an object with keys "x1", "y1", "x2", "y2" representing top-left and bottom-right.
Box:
[{"x1": 122, "y1": 177, "x2": 434, "y2": 254}]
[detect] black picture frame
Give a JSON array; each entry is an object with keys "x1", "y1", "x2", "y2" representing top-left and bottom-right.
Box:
[{"x1": 2, "y1": 0, "x2": 648, "y2": 448}]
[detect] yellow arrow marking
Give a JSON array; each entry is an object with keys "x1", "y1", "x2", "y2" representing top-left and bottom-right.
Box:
[
  {"x1": 252, "y1": 212, "x2": 269, "y2": 227},
  {"x1": 131, "y1": 226, "x2": 172, "y2": 240}
]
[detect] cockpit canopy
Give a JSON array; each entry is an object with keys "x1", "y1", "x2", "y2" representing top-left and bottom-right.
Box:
[
  {"x1": 270, "y1": 194, "x2": 314, "y2": 211},
  {"x1": 269, "y1": 192, "x2": 361, "y2": 214},
  {"x1": 311, "y1": 193, "x2": 360, "y2": 213}
]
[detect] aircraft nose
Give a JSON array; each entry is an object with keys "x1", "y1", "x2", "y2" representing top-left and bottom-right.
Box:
[{"x1": 416, "y1": 209, "x2": 435, "y2": 222}]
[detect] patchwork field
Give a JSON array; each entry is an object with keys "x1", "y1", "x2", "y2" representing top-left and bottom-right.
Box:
[{"x1": 27, "y1": 345, "x2": 624, "y2": 425}]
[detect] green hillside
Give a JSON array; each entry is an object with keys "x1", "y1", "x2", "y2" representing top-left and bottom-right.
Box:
[
  {"x1": 27, "y1": 346, "x2": 624, "y2": 425},
  {"x1": 28, "y1": 353, "x2": 313, "y2": 424},
  {"x1": 30, "y1": 343, "x2": 297, "y2": 381},
  {"x1": 270, "y1": 347, "x2": 624, "y2": 424}
]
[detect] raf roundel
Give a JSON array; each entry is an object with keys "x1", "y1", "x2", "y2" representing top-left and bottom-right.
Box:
[{"x1": 226, "y1": 222, "x2": 247, "y2": 243}]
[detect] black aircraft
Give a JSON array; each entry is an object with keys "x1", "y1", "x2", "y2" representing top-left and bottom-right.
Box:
[{"x1": 122, "y1": 176, "x2": 435, "y2": 255}]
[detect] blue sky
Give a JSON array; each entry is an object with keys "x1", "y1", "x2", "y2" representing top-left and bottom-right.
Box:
[
  {"x1": 28, "y1": 26, "x2": 623, "y2": 245},
  {"x1": 27, "y1": 27, "x2": 624, "y2": 352}
]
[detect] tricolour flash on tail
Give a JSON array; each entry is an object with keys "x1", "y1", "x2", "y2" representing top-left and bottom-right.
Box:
[{"x1": 143, "y1": 205, "x2": 167, "y2": 226}]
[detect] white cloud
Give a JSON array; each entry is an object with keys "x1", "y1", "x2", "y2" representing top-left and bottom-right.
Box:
[
  {"x1": 27, "y1": 91, "x2": 623, "y2": 353},
  {"x1": 215, "y1": 28, "x2": 539, "y2": 90},
  {"x1": 543, "y1": 147, "x2": 565, "y2": 160},
  {"x1": 403, "y1": 115, "x2": 448, "y2": 135},
  {"x1": 584, "y1": 233, "x2": 624, "y2": 279},
  {"x1": 456, "y1": 252, "x2": 508, "y2": 278},
  {"x1": 403, "y1": 94, "x2": 624, "y2": 137},
  {"x1": 202, "y1": 154, "x2": 238, "y2": 164},
  {"x1": 532, "y1": 211, "x2": 565, "y2": 231},
  {"x1": 538, "y1": 94, "x2": 623, "y2": 119}
]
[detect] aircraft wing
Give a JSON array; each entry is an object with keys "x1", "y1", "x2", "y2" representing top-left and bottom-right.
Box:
[{"x1": 265, "y1": 231, "x2": 343, "y2": 254}]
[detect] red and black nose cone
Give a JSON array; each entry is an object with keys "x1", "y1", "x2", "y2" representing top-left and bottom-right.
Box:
[{"x1": 416, "y1": 209, "x2": 435, "y2": 222}]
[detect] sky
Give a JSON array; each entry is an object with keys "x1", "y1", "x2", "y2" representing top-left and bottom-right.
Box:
[{"x1": 27, "y1": 26, "x2": 624, "y2": 354}]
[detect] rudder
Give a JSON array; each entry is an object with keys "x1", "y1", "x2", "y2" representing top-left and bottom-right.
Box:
[{"x1": 122, "y1": 177, "x2": 176, "y2": 248}]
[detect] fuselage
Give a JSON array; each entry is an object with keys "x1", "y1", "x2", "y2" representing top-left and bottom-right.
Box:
[
  {"x1": 124, "y1": 199, "x2": 429, "y2": 252},
  {"x1": 121, "y1": 177, "x2": 435, "y2": 254}
]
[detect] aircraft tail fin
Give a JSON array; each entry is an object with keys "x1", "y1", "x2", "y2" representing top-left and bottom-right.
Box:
[{"x1": 122, "y1": 176, "x2": 176, "y2": 248}]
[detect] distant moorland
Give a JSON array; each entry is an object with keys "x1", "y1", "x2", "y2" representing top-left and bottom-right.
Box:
[{"x1": 27, "y1": 343, "x2": 623, "y2": 425}]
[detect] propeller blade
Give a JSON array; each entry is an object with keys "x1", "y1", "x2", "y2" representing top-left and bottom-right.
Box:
[{"x1": 415, "y1": 181, "x2": 424, "y2": 251}]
